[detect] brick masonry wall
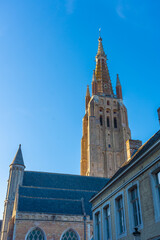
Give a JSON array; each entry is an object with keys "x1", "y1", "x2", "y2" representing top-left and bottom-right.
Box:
[{"x1": 13, "y1": 214, "x2": 93, "y2": 240}]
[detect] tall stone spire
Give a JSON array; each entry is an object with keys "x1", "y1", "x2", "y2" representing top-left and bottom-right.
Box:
[{"x1": 95, "y1": 37, "x2": 113, "y2": 96}]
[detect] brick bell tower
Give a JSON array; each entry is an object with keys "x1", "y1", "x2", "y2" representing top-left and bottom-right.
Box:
[{"x1": 80, "y1": 36, "x2": 131, "y2": 178}]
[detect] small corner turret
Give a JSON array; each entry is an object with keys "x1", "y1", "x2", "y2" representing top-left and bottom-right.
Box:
[{"x1": 1, "y1": 145, "x2": 25, "y2": 240}]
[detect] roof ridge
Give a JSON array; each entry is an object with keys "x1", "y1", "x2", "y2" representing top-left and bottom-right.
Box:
[
  {"x1": 19, "y1": 195, "x2": 82, "y2": 201},
  {"x1": 20, "y1": 185, "x2": 98, "y2": 193},
  {"x1": 24, "y1": 170, "x2": 109, "y2": 180}
]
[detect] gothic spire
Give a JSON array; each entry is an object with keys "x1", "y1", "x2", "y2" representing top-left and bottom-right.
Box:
[
  {"x1": 10, "y1": 144, "x2": 25, "y2": 167},
  {"x1": 95, "y1": 37, "x2": 113, "y2": 96}
]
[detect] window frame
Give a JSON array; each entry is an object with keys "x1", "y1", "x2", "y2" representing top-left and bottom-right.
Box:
[
  {"x1": 25, "y1": 227, "x2": 46, "y2": 240},
  {"x1": 127, "y1": 181, "x2": 143, "y2": 233},
  {"x1": 60, "y1": 228, "x2": 80, "y2": 240},
  {"x1": 93, "y1": 208, "x2": 101, "y2": 240},
  {"x1": 102, "y1": 201, "x2": 112, "y2": 240},
  {"x1": 150, "y1": 163, "x2": 160, "y2": 222},
  {"x1": 114, "y1": 191, "x2": 127, "y2": 239}
]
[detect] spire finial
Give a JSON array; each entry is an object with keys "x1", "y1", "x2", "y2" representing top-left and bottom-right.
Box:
[{"x1": 99, "y1": 28, "x2": 101, "y2": 39}]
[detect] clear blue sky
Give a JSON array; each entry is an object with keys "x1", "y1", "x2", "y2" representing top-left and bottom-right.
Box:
[{"x1": 0, "y1": 0, "x2": 160, "y2": 218}]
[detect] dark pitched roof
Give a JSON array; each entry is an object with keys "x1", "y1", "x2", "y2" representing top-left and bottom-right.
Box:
[
  {"x1": 0, "y1": 220, "x2": 2, "y2": 232},
  {"x1": 90, "y1": 130, "x2": 160, "y2": 202},
  {"x1": 18, "y1": 186, "x2": 98, "y2": 217},
  {"x1": 23, "y1": 171, "x2": 108, "y2": 191},
  {"x1": 19, "y1": 172, "x2": 109, "y2": 218},
  {"x1": 11, "y1": 144, "x2": 24, "y2": 166}
]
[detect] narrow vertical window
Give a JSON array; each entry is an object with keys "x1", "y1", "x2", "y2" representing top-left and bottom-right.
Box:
[
  {"x1": 150, "y1": 169, "x2": 160, "y2": 222},
  {"x1": 95, "y1": 212, "x2": 100, "y2": 240},
  {"x1": 155, "y1": 171, "x2": 160, "y2": 203},
  {"x1": 100, "y1": 115, "x2": 103, "y2": 126},
  {"x1": 116, "y1": 196, "x2": 125, "y2": 234},
  {"x1": 103, "y1": 205, "x2": 111, "y2": 240},
  {"x1": 130, "y1": 187, "x2": 142, "y2": 227},
  {"x1": 114, "y1": 117, "x2": 117, "y2": 128},
  {"x1": 107, "y1": 117, "x2": 110, "y2": 127}
]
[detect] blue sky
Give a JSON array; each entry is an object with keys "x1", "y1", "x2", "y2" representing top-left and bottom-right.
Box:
[{"x1": 0, "y1": 0, "x2": 160, "y2": 218}]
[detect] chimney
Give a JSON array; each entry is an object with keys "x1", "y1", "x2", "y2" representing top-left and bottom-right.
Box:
[
  {"x1": 126, "y1": 139, "x2": 142, "y2": 161},
  {"x1": 157, "y1": 108, "x2": 160, "y2": 125}
]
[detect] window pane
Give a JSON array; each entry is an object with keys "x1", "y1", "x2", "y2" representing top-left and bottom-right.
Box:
[
  {"x1": 156, "y1": 172, "x2": 160, "y2": 184},
  {"x1": 104, "y1": 206, "x2": 111, "y2": 239},
  {"x1": 27, "y1": 228, "x2": 44, "y2": 240},
  {"x1": 62, "y1": 229, "x2": 78, "y2": 240},
  {"x1": 95, "y1": 212, "x2": 100, "y2": 240},
  {"x1": 117, "y1": 197, "x2": 125, "y2": 234}
]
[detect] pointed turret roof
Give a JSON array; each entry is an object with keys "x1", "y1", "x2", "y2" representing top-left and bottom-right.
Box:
[
  {"x1": 92, "y1": 70, "x2": 97, "y2": 82},
  {"x1": 116, "y1": 74, "x2": 121, "y2": 86},
  {"x1": 95, "y1": 37, "x2": 113, "y2": 96},
  {"x1": 86, "y1": 85, "x2": 90, "y2": 97},
  {"x1": 10, "y1": 144, "x2": 25, "y2": 167}
]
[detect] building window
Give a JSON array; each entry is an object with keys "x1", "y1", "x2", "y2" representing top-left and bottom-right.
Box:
[
  {"x1": 100, "y1": 115, "x2": 103, "y2": 126},
  {"x1": 127, "y1": 182, "x2": 143, "y2": 232},
  {"x1": 107, "y1": 100, "x2": 110, "y2": 105},
  {"x1": 155, "y1": 171, "x2": 160, "y2": 201},
  {"x1": 94, "y1": 211, "x2": 101, "y2": 240},
  {"x1": 115, "y1": 195, "x2": 126, "y2": 236},
  {"x1": 103, "y1": 204, "x2": 111, "y2": 240},
  {"x1": 107, "y1": 117, "x2": 110, "y2": 127},
  {"x1": 114, "y1": 117, "x2": 117, "y2": 128},
  {"x1": 130, "y1": 187, "x2": 141, "y2": 227},
  {"x1": 26, "y1": 227, "x2": 45, "y2": 240},
  {"x1": 150, "y1": 165, "x2": 160, "y2": 222},
  {"x1": 61, "y1": 229, "x2": 79, "y2": 240}
]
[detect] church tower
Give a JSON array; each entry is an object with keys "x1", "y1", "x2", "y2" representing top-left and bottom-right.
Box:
[
  {"x1": 1, "y1": 145, "x2": 25, "y2": 240},
  {"x1": 81, "y1": 36, "x2": 131, "y2": 178}
]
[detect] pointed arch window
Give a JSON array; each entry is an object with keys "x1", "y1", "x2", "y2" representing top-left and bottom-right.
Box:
[
  {"x1": 26, "y1": 227, "x2": 45, "y2": 240},
  {"x1": 114, "y1": 117, "x2": 117, "y2": 128},
  {"x1": 100, "y1": 115, "x2": 103, "y2": 126},
  {"x1": 61, "y1": 229, "x2": 79, "y2": 240},
  {"x1": 107, "y1": 116, "x2": 110, "y2": 127}
]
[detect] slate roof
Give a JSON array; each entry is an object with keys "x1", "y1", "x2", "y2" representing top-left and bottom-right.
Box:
[
  {"x1": 23, "y1": 171, "x2": 108, "y2": 191},
  {"x1": 18, "y1": 172, "x2": 109, "y2": 218},
  {"x1": 11, "y1": 144, "x2": 24, "y2": 166},
  {"x1": 0, "y1": 220, "x2": 2, "y2": 232}
]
